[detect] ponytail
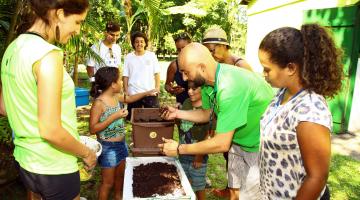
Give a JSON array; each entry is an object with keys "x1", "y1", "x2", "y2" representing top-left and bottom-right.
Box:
[{"x1": 300, "y1": 24, "x2": 343, "y2": 98}]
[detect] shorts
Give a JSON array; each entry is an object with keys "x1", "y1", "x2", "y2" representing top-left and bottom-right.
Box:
[
  {"x1": 19, "y1": 167, "x2": 80, "y2": 200},
  {"x1": 98, "y1": 140, "x2": 128, "y2": 168},
  {"x1": 179, "y1": 155, "x2": 208, "y2": 191},
  {"x1": 228, "y1": 144, "x2": 259, "y2": 190}
]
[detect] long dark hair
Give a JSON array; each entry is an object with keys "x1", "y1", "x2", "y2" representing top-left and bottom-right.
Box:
[
  {"x1": 17, "y1": 0, "x2": 89, "y2": 34},
  {"x1": 90, "y1": 67, "x2": 119, "y2": 98},
  {"x1": 259, "y1": 24, "x2": 343, "y2": 98}
]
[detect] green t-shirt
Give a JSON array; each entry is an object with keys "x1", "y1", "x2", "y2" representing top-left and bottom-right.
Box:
[
  {"x1": 1, "y1": 34, "x2": 79, "y2": 174},
  {"x1": 202, "y1": 63, "x2": 274, "y2": 152}
]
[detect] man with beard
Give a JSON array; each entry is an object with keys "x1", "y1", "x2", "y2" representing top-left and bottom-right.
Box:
[
  {"x1": 86, "y1": 22, "x2": 122, "y2": 81},
  {"x1": 159, "y1": 43, "x2": 274, "y2": 200}
]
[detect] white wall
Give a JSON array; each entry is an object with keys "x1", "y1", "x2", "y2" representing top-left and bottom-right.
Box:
[
  {"x1": 245, "y1": 0, "x2": 338, "y2": 72},
  {"x1": 348, "y1": 59, "x2": 360, "y2": 133}
]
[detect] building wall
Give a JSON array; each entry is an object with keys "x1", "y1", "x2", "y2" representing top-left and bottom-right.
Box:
[
  {"x1": 245, "y1": 0, "x2": 340, "y2": 72},
  {"x1": 244, "y1": 0, "x2": 360, "y2": 133}
]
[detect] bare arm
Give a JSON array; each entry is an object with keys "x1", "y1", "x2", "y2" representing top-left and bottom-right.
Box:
[
  {"x1": 162, "y1": 106, "x2": 211, "y2": 124},
  {"x1": 0, "y1": 86, "x2": 6, "y2": 116},
  {"x1": 117, "y1": 90, "x2": 157, "y2": 103},
  {"x1": 235, "y1": 59, "x2": 253, "y2": 71},
  {"x1": 154, "y1": 73, "x2": 160, "y2": 92},
  {"x1": 123, "y1": 76, "x2": 129, "y2": 95},
  {"x1": 165, "y1": 61, "x2": 177, "y2": 94},
  {"x1": 36, "y1": 50, "x2": 96, "y2": 166},
  {"x1": 295, "y1": 122, "x2": 331, "y2": 200},
  {"x1": 160, "y1": 130, "x2": 234, "y2": 156}
]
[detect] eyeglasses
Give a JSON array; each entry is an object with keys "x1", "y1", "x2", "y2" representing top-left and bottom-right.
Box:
[{"x1": 109, "y1": 48, "x2": 114, "y2": 58}]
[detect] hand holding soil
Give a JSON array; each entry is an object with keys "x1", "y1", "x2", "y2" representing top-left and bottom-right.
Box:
[
  {"x1": 172, "y1": 86, "x2": 185, "y2": 95},
  {"x1": 158, "y1": 137, "x2": 179, "y2": 156},
  {"x1": 159, "y1": 106, "x2": 177, "y2": 120}
]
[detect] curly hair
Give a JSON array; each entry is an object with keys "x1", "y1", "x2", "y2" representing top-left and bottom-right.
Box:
[
  {"x1": 130, "y1": 31, "x2": 148, "y2": 49},
  {"x1": 90, "y1": 67, "x2": 119, "y2": 98},
  {"x1": 259, "y1": 24, "x2": 344, "y2": 98}
]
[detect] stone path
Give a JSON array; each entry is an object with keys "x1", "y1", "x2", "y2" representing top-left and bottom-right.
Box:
[{"x1": 331, "y1": 132, "x2": 360, "y2": 160}]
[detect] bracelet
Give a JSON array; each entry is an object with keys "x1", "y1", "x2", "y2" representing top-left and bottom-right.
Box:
[{"x1": 177, "y1": 143, "x2": 181, "y2": 156}]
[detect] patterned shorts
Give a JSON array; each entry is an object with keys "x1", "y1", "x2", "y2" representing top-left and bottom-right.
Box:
[
  {"x1": 98, "y1": 140, "x2": 128, "y2": 168},
  {"x1": 228, "y1": 144, "x2": 260, "y2": 191}
]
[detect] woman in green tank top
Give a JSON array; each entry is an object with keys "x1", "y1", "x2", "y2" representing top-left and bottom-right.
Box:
[{"x1": 0, "y1": 1, "x2": 95, "y2": 200}]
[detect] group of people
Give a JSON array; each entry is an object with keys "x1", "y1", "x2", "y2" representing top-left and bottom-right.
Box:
[{"x1": 0, "y1": 0, "x2": 344, "y2": 200}]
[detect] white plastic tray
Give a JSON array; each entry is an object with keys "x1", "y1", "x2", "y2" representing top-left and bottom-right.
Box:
[{"x1": 123, "y1": 157, "x2": 196, "y2": 200}]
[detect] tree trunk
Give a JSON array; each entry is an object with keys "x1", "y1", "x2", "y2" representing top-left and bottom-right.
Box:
[{"x1": 123, "y1": 0, "x2": 133, "y2": 45}]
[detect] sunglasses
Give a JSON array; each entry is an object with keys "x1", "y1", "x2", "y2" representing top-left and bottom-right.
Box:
[
  {"x1": 109, "y1": 48, "x2": 114, "y2": 58},
  {"x1": 174, "y1": 33, "x2": 191, "y2": 42}
]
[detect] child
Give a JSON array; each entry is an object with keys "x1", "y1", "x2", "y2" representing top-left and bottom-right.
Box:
[
  {"x1": 178, "y1": 81, "x2": 210, "y2": 200},
  {"x1": 89, "y1": 67, "x2": 157, "y2": 200}
]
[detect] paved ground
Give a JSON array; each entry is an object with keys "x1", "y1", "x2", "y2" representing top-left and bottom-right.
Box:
[{"x1": 331, "y1": 131, "x2": 360, "y2": 160}]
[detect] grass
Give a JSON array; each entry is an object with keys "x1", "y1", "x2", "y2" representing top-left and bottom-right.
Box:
[{"x1": 328, "y1": 154, "x2": 360, "y2": 200}]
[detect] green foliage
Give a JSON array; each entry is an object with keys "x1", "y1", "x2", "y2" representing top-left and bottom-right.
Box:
[
  {"x1": 0, "y1": 117, "x2": 12, "y2": 145},
  {"x1": 0, "y1": 0, "x2": 15, "y2": 62}
]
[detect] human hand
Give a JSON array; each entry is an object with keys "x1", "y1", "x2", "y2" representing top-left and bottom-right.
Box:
[
  {"x1": 82, "y1": 148, "x2": 97, "y2": 170},
  {"x1": 159, "y1": 106, "x2": 178, "y2": 120},
  {"x1": 192, "y1": 155, "x2": 204, "y2": 169},
  {"x1": 158, "y1": 137, "x2": 179, "y2": 157},
  {"x1": 172, "y1": 86, "x2": 185, "y2": 95},
  {"x1": 117, "y1": 109, "x2": 128, "y2": 118},
  {"x1": 147, "y1": 89, "x2": 159, "y2": 96}
]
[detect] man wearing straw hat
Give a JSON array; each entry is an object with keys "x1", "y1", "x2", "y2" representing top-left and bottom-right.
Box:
[
  {"x1": 202, "y1": 26, "x2": 252, "y2": 71},
  {"x1": 160, "y1": 43, "x2": 273, "y2": 200}
]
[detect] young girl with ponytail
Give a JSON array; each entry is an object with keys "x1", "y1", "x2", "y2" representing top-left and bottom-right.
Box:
[{"x1": 89, "y1": 67, "x2": 157, "y2": 200}]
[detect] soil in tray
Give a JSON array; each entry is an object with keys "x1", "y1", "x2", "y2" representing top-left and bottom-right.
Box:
[{"x1": 132, "y1": 162, "x2": 185, "y2": 198}]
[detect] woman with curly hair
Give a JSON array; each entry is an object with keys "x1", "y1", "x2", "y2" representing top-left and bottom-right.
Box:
[{"x1": 258, "y1": 24, "x2": 343, "y2": 200}]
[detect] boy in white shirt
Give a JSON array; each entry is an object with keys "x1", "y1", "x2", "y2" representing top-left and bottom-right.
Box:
[
  {"x1": 86, "y1": 22, "x2": 122, "y2": 81},
  {"x1": 123, "y1": 31, "x2": 161, "y2": 119}
]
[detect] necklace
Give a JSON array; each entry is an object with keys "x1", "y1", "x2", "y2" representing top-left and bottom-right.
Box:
[{"x1": 24, "y1": 31, "x2": 46, "y2": 41}]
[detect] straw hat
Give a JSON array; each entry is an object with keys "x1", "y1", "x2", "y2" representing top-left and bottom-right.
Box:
[{"x1": 202, "y1": 26, "x2": 229, "y2": 46}]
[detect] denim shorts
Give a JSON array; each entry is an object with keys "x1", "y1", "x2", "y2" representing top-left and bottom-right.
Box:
[
  {"x1": 97, "y1": 140, "x2": 128, "y2": 168},
  {"x1": 179, "y1": 155, "x2": 208, "y2": 191}
]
